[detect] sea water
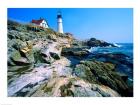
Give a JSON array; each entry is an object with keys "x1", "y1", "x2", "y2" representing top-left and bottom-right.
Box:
[
  {"x1": 89, "y1": 43, "x2": 133, "y2": 83},
  {"x1": 89, "y1": 43, "x2": 133, "y2": 59}
]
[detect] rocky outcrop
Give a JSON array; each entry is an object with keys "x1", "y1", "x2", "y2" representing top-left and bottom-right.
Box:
[
  {"x1": 8, "y1": 39, "x2": 34, "y2": 66},
  {"x1": 8, "y1": 20, "x2": 74, "y2": 96},
  {"x1": 8, "y1": 20, "x2": 73, "y2": 65},
  {"x1": 90, "y1": 53, "x2": 133, "y2": 80},
  {"x1": 73, "y1": 60, "x2": 132, "y2": 96},
  {"x1": 71, "y1": 38, "x2": 116, "y2": 48},
  {"x1": 62, "y1": 47, "x2": 89, "y2": 58},
  {"x1": 40, "y1": 42, "x2": 62, "y2": 63},
  {"x1": 7, "y1": 20, "x2": 132, "y2": 97},
  {"x1": 8, "y1": 56, "x2": 120, "y2": 97},
  {"x1": 29, "y1": 77, "x2": 120, "y2": 97},
  {"x1": 8, "y1": 57, "x2": 72, "y2": 96},
  {"x1": 86, "y1": 38, "x2": 116, "y2": 47}
]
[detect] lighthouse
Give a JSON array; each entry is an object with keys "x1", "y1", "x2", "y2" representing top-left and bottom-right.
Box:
[{"x1": 57, "y1": 11, "x2": 64, "y2": 33}]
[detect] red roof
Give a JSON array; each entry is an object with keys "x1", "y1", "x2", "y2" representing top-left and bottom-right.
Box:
[{"x1": 31, "y1": 19, "x2": 44, "y2": 25}]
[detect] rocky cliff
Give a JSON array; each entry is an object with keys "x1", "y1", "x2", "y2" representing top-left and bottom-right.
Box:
[{"x1": 7, "y1": 20, "x2": 132, "y2": 97}]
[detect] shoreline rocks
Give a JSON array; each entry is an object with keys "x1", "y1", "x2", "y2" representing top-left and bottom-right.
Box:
[
  {"x1": 87, "y1": 38, "x2": 116, "y2": 47},
  {"x1": 7, "y1": 20, "x2": 133, "y2": 97},
  {"x1": 73, "y1": 60, "x2": 132, "y2": 96},
  {"x1": 29, "y1": 77, "x2": 120, "y2": 97}
]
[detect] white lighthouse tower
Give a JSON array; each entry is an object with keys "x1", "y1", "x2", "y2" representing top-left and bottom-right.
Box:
[{"x1": 57, "y1": 11, "x2": 64, "y2": 33}]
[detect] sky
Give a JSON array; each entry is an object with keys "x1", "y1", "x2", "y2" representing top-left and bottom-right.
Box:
[{"x1": 8, "y1": 8, "x2": 133, "y2": 43}]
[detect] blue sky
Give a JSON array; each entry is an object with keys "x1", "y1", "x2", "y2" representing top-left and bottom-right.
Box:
[{"x1": 8, "y1": 8, "x2": 133, "y2": 43}]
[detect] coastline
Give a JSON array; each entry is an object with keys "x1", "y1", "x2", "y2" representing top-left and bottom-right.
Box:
[{"x1": 7, "y1": 20, "x2": 133, "y2": 97}]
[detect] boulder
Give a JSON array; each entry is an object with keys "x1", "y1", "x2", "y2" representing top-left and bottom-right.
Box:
[
  {"x1": 62, "y1": 47, "x2": 89, "y2": 57},
  {"x1": 40, "y1": 42, "x2": 62, "y2": 63},
  {"x1": 8, "y1": 38, "x2": 34, "y2": 66},
  {"x1": 87, "y1": 38, "x2": 116, "y2": 47}
]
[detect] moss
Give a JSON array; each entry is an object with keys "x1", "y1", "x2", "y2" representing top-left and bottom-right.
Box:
[
  {"x1": 45, "y1": 28, "x2": 57, "y2": 35},
  {"x1": 80, "y1": 61, "x2": 95, "y2": 69},
  {"x1": 74, "y1": 64, "x2": 96, "y2": 83},
  {"x1": 75, "y1": 59, "x2": 131, "y2": 96},
  {"x1": 60, "y1": 81, "x2": 74, "y2": 97},
  {"x1": 33, "y1": 50, "x2": 47, "y2": 63},
  {"x1": 45, "y1": 87, "x2": 52, "y2": 92},
  {"x1": 42, "y1": 84, "x2": 53, "y2": 93},
  {"x1": 73, "y1": 51, "x2": 89, "y2": 57},
  {"x1": 57, "y1": 33, "x2": 64, "y2": 37},
  {"x1": 67, "y1": 81, "x2": 72, "y2": 88},
  {"x1": 10, "y1": 50, "x2": 21, "y2": 61},
  {"x1": 14, "y1": 65, "x2": 33, "y2": 75},
  {"x1": 69, "y1": 78, "x2": 77, "y2": 83},
  {"x1": 80, "y1": 60, "x2": 115, "y2": 75},
  {"x1": 104, "y1": 63, "x2": 115, "y2": 71}
]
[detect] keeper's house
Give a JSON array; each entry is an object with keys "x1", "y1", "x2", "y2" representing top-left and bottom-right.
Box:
[{"x1": 31, "y1": 18, "x2": 49, "y2": 28}]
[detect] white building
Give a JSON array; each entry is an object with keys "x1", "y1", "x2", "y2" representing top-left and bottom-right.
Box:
[
  {"x1": 31, "y1": 18, "x2": 49, "y2": 28},
  {"x1": 57, "y1": 11, "x2": 64, "y2": 33}
]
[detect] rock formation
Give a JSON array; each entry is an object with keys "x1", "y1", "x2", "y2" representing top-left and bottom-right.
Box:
[{"x1": 7, "y1": 20, "x2": 133, "y2": 97}]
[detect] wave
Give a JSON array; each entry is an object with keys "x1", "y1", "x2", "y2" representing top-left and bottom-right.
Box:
[
  {"x1": 113, "y1": 43, "x2": 122, "y2": 47},
  {"x1": 88, "y1": 43, "x2": 132, "y2": 57},
  {"x1": 88, "y1": 47, "x2": 99, "y2": 52}
]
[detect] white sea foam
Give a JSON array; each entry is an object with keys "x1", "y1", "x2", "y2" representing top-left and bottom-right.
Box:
[
  {"x1": 88, "y1": 47, "x2": 99, "y2": 52},
  {"x1": 113, "y1": 43, "x2": 122, "y2": 47}
]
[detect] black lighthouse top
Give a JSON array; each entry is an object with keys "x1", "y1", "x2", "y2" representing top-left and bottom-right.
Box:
[{"x1": 57, "y1": 11, "x2": 62, "y2": 18}]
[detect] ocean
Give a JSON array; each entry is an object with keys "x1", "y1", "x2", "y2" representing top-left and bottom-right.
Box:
[
  {"x1": 89, "y1": 43, "x2": 133, "y2": 82},
  {"x1": 89, "y1": 43, "x2": 133, "y2": 59}
]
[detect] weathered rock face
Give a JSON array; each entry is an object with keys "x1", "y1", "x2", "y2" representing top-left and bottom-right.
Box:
[
  {"x1": 90, "y1": 53, "x2": 133, "y2": 79},
  {"x1": 62, "y1": 47, "x2": 89, "y2": 58},
  {"x1": 8, "y1": 56, "x2": 120, "y2": 97},
  {"x1": 8, "y1": 57, "x2": 72, "y2": 96},
  {"x1": 40, "y1": 42, "x2": 62, "y2": 63},
  {"x1": 73, "y1": 60, "x2": 132, "y2": 96},
  {"x1": 22, "y1": 77, "x2": 120, "y2": 97},
  {"x1": 7, "y1": 20, "x2": 72, "y2": 66},
  {"x1": 7, "y1": 20, "x2": 132, "y2": 97},
  {"x1": 8, "y1": 39, "x2": 34, "y2": 66},
  {"x1": 61, "y1": 45, "x2": 133, "y2": 97},
  {"x1": 7, "y1": 20, "x2": 74, "y2": 97}
]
